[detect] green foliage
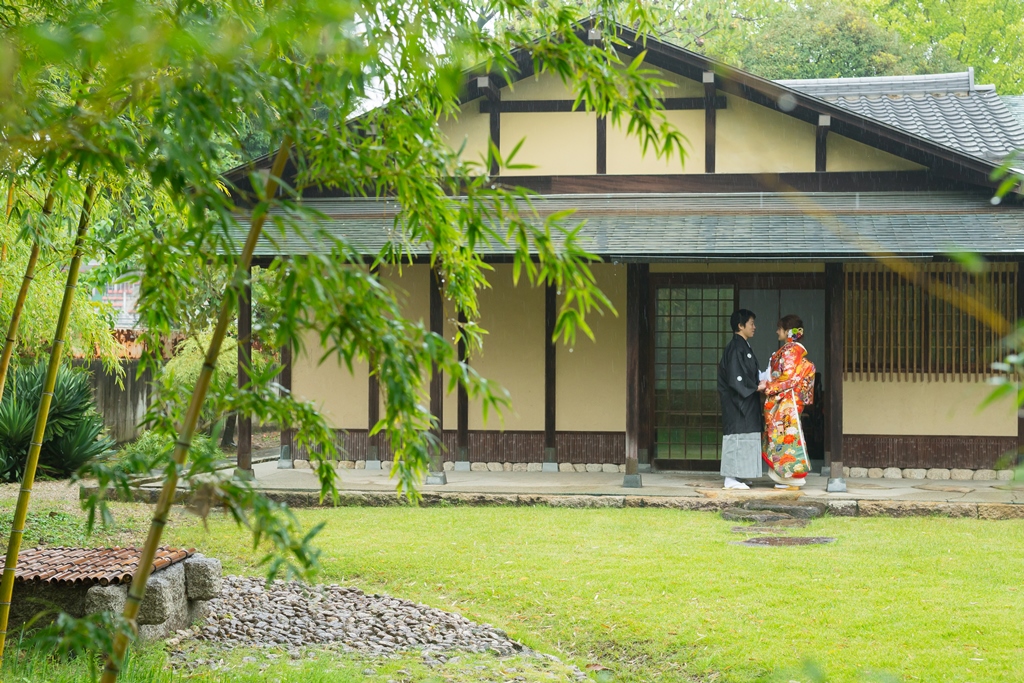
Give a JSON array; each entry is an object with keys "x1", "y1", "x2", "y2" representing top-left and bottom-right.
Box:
[
  {"x1": 733, "y1": 0, "x2": 962, "y2": 79},
  {"x1": 0, "y1": 362, "x2": 114, "y2": 481},
  {"x1": 115, "y1": 429, "x2": 221, "y2": 474},
  {"x1": 867, "y1": 0, "x2": 1024, "y2": 94}
]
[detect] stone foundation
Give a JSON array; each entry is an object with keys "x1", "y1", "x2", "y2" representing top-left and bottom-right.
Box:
[
  {"x1": 842, "y1": 467, "x2": 1015, "y2": 481},
  {"x1": 293, "y1": 459, "x2": 631, "y2": 473}
]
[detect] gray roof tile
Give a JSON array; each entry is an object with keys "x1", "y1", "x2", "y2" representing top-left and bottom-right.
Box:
[{"x1": 778, "y1": 72, "x2": 1024, "y2": 162}]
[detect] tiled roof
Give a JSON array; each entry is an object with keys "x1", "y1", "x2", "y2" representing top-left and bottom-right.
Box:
[
  {"x1": 778, "y1": 71, "x2": 1024, "y2": 162},
  {"x1": 15, "y1": 547, "x2": 195, "y2": 587},
  {"x1": 1003, "y1": 96, "x2": 1024, "y2": 128},
  {"x1": 244, "y1": 193, "x2": 1024, "y2": 258}
]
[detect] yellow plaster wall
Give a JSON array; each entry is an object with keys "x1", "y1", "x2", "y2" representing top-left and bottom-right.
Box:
[
  {"x1": 501, "y1": 112, "x2": 597, "y2": 176},
  {"x1": 469, "y1": 265, "x2": 545, "y2": 430},
  {"x1": 844, "y1": 379, "x2": 1017, "y2": 436},
  {"x1": 826, "y1": 133, "x2": 925, "y2": 172},
  {"x1": 437, "y1": 99, "x2": 491, "y2": 170},
  {"x1": 503, "y1": 74, "x2": 574, "y2": 101},
  {"x1": 716, "y1": 96, "x2": 816, "y2": 173},
  {"x1": 556, "y1": 265, "x2": 627, "y2": 431},
  {"x1": 292, "y1": 329, "x2": 369, "y2": 430},
  {"x1": 606, "y1": 111, "x2": 702, "y2": 174},
  {"x1": 650, "y1": 262, "x2": 825, "y2": 273}
]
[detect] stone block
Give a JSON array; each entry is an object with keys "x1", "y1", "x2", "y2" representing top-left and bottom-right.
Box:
[
  {"x1": 546, "y1": 495, "x2": 625, "y2": 508},
  {"x1": 585, "y1": 464, "x2": 602, "y2": 473},
  {"x1": 527, "y1": 463, "x2": 543, "y2": 472},
  {"x1": 743, "y1": 500, "x2": 825, "y2": 518},
  {"x1": 512, "y1": 463, "x2": 528, "y2": 472},
  {"x1": 559, "y1": 462, "x2": 574, "y2": 473},
  {"x1": 470, "y1": 462, "x2": 488, "y2": 472},
  {"x1": 882, "y1": 467, "x2": 902, "y2": 479},
  {"x1": 978, "y1": 504, "x2": 1024, "y2": 520},
  {"x1": 926, "y1": 468, "x2": 951, "y2": 480},
  {"x1": 486, "y1": 462, "x2": 503, "y2": 472},
  {"x1": 858, "y1": 500, "x2": 977, "y2": 518},
  {"x1": 138, "y1": 563, "x2": 185, "y2": 626},
  {"x1": 848, "y1": 467, "x2": 868, "y2": 478},
  {"x1": 188, "y1": 599, "x2": 212, "y2": 624},
  {"x1": 381, "y1": 460, "x2": 393, "y2": 470},
  {"x1": 842, "y1": 467, "x2": 850, "y2": 477},
  {"x1": 85, "y1": 584, "x2": 127, "y2": 615},
  {"x1": 293, "y1": 459, "x2": 311, "y2": 470},
  {"x1": 573, "y1": 464, "x2": 587, "y2": 472},
  {"x1": 825, "y1": 500, "x2": 858, "y2": 517},
  {"x1": 355, "y1": 460, "x2": 366, "y2": 470},
  {"x1": 619, "y1": 464, "x2": 626, "y2": 473},
  {"x1": 902, "y1": 468, "x2": 927, "y2": 479},
  {"x1": 503, "y1": 462, "x2": 513, "y2": 471},
  {"x1": 997, "y1": 469, "x2": 1016, "y2": 481},
  {"x1": 721, "y1": 508, "x2": 792, "y2": 523},
  {"x1": 867, "y1": 468, "x2": 884, "y2": 479},
  {"x1": 602, "y1": 464, "x2": 619, "y2": 473},
  {"x1": 338, "y1": 460, "x2": 355, "y2": 470},
  {"x1": 950, "y1": 468, "x2": 974, "y2": 481},
  {"x1": 184, "y1": 554, "x2": 222, "y2": 601},
  {"x1": 973, "y1": 469, "x2": 997, "y2": 481},
  {"x1": 442, "y1": 461, "x2": 454, "y2": 472}
]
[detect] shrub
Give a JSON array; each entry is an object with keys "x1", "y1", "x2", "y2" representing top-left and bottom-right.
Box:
[
  {"x1": 115, "y1": 429, "x2": 221, "y2": 475},
  {"x1": 0, "y1": 363, "x2": 115, "y2": 481}
]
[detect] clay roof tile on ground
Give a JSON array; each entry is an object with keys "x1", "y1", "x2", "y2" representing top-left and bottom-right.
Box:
[{"x1": 14, "y1": 547, "x2": 195, "y2": 587}]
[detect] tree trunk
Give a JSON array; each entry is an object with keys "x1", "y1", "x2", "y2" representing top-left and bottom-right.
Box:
[
  {"x1": 0, "y1": 184, "x2": 96, "y2": 661},
  {"x1": 0, "y1": 191, "x2": 55, "y2": 399},
  {"x1": 100, "y1": 139, "x2": 292, "y2": 683}
]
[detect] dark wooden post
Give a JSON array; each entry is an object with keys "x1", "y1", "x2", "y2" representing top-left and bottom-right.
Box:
[
  {"x1": 816, "y1": 115, "x2": 830, "y2": 173},
  {"x1": 277, "y1": 340, "x2": 294, "y2": 468},
  {"x1": 1017, "y1": 260, "x2": 1024, "y2": 463},
  {"x1": 825, "y1": 262, "x2": 846, "y2": 491},
  {"x1": 596, "y1": 116, "x2": 607, "y2": 175},
  {"x1": 544, "y1": 284, "x2": 558, "y2": 471},
  {"x1": 426, "y1": 268, "x2": 447, "y2": 484},
  {"x1": 637, "y1": 265, "x2": 651, "y2": 471},
  {"x1": 367, "y1": 365, "x2": 381, "y2": 469},
  {"x1": 480, "y1": 76, "x2": 501, "y2": 177},
  {"x1": 624, "y1": 263, "x2": 646, "y2": 487},
  {"x1": 703, "y1": 71, "x2": 716, "y2": 174},
  {"x1": 456, "y1": 310, "x2": 470, "y2": 470},
  {"x1": 235, "y1": 267, "x2": 253, "y2": 479}
]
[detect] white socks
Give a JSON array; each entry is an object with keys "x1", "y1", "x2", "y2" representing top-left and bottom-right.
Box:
[{"x1": 724, "y1": 477, "x2": 750, "y2": 490}]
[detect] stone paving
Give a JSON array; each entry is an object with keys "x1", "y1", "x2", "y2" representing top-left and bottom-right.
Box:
[{"x1": 213, "y1": 459, "x2": 1024, "y2": 518}]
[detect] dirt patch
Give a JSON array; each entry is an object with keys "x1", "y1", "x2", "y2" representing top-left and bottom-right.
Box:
[
  {"x1": 0, "y1": 480, "x2": 79, "y2": 504},
  {"x1": 732, "y1": 536, "x2": 835, "y2": 547}
]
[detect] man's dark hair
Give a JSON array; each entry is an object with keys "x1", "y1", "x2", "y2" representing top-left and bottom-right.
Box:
[{"x1": 730, "y1": 309, "x2": 755, "y2": 333}]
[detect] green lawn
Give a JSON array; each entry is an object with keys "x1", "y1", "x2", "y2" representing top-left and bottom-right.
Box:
[{"x1": 3, "y1": 501, "x2": 1024, "y2": 682}]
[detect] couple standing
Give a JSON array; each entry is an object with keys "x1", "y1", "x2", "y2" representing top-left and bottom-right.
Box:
[{"x1": 717, "y1": 309, "x2": 815, "y2": 491}]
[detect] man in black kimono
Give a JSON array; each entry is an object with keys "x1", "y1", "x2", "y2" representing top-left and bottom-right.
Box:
[{"x1": 717, "y1": 309, "x2": 764, "y2": 490}]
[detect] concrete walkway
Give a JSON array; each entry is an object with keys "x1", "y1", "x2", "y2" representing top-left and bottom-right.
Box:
[{"x1": 246, "y1": 461, "x2": 1024, "y2": 516}]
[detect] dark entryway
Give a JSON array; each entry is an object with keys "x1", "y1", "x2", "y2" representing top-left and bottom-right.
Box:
[{"x1": 649, "y1": 273, "x2": 826, "y2": 471}]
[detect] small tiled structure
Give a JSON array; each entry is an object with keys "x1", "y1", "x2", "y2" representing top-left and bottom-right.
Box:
[{"x1": 11, "y1": 546, "x2": 222, "y2": 641}]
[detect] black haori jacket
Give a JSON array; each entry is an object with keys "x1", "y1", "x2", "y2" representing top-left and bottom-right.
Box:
[{"x1": 717, "y1": 334, "x2": 762, "y2": 435}]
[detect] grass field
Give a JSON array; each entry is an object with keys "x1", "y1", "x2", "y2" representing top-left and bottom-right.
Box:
[{"x1": 1, "y1": 494, "x2": 1023, "y2": 682}]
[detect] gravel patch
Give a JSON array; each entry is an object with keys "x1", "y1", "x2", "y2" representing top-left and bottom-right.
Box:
[
  {"x1": 170, "y1": 575, "x2": 529, "y2": 659},
  {"x1": 0, "y1": 479, "x2": 80, "y2": 503}
]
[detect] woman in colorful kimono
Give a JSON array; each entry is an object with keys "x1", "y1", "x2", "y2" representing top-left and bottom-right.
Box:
[{"x1": 761, "y1": 314, "x2": 816, "y2": 490}]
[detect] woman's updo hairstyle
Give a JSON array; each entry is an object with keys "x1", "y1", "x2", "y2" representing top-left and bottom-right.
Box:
[{"x1": 777, "y1": 314, "x2": 803, "y2": 331}]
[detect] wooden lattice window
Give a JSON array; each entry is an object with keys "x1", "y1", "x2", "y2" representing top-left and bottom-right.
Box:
[{"x1": 845, "y1": 263, "x2": 1017, "y2": 381}]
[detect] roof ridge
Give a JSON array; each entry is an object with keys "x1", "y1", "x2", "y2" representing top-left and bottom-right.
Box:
[{"x1": 777, "y1": 71, "x2": 976, "y2": 97}]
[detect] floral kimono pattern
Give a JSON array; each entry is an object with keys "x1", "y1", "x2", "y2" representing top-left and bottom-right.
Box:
[{"x1": 762, "y1": 341, "x2": 815, "y2": 481}]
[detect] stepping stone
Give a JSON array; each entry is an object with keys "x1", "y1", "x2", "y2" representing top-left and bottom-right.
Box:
[
  {"x1": 731, "y1": 519, "x2": 810, "y2": 533},
  {"x1": 732, "y1": 536, "x2": 836, "y2": 547},
  {"x1": 914, "y1": 484, "x2": 973, "y2": 494},
  {"x1": 720, "y1": 507, "x2": 793, "y2": 523},
  {"x1": 741, "y1": 500, "x2": 825, "y2": 519}
]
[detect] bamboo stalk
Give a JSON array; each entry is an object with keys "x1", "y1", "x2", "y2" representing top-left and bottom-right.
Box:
[
  {"x1": 0, "y1": 192, "x2": 55, "y2": 399},
  {"x1": 100, "y1": 139, "x2": 292, "y2": 683},
  {"x1": 0, "y1": 184, "x2": 95, "y2": 662}
]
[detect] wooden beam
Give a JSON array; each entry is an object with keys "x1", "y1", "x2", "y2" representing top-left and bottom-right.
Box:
[
  {"x1": 479, "y1": 76, "x2": 501, "y2": 177},
  {"x1": 545, "y1": 284, "x2": 557, "y2": 463},
  {"x1": 637, "y1": 264, "x2": 651, "y2": 467},
  {"x1": 703, "y1": 71, "x2": 716, "y2": 174},
  {"x1": 624, "y1": 264, "x2": 643, "y2": 486},
  {"x1": 816, "y1": 115, "x2": 830, "y2": 173},
  {"x1": 1018, "y1": 260, "x2": 1024, "y2": 464},
  {"x1": 596, "y1": 116, "x2": 607, "y2": 175},
  {"x1": 236, "y1": 267, "x2": 253, "y2": 477},
  {"x1": 457, "y1": 310, "x2": 469, "y2": 464},
  {"x1": 367, "y1": 361, "x2": 380, "y2": 461},
  {"x1": 427, "y1": 268, "x2": 447, "y2": 482},
  {"x1": 279, "y1": 339, "x2": 293, "y2": 461},
  {"x1": 479, "y1": 97, "x2": 726, "y2": 114},
  {"x1": 825, "y1": 262, "x2": 845, "y2": 489}
]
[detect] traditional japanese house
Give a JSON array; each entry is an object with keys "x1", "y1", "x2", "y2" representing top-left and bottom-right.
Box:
[{"x1": 232, "y1": 24, "x2": 1024, "y2": 487}]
